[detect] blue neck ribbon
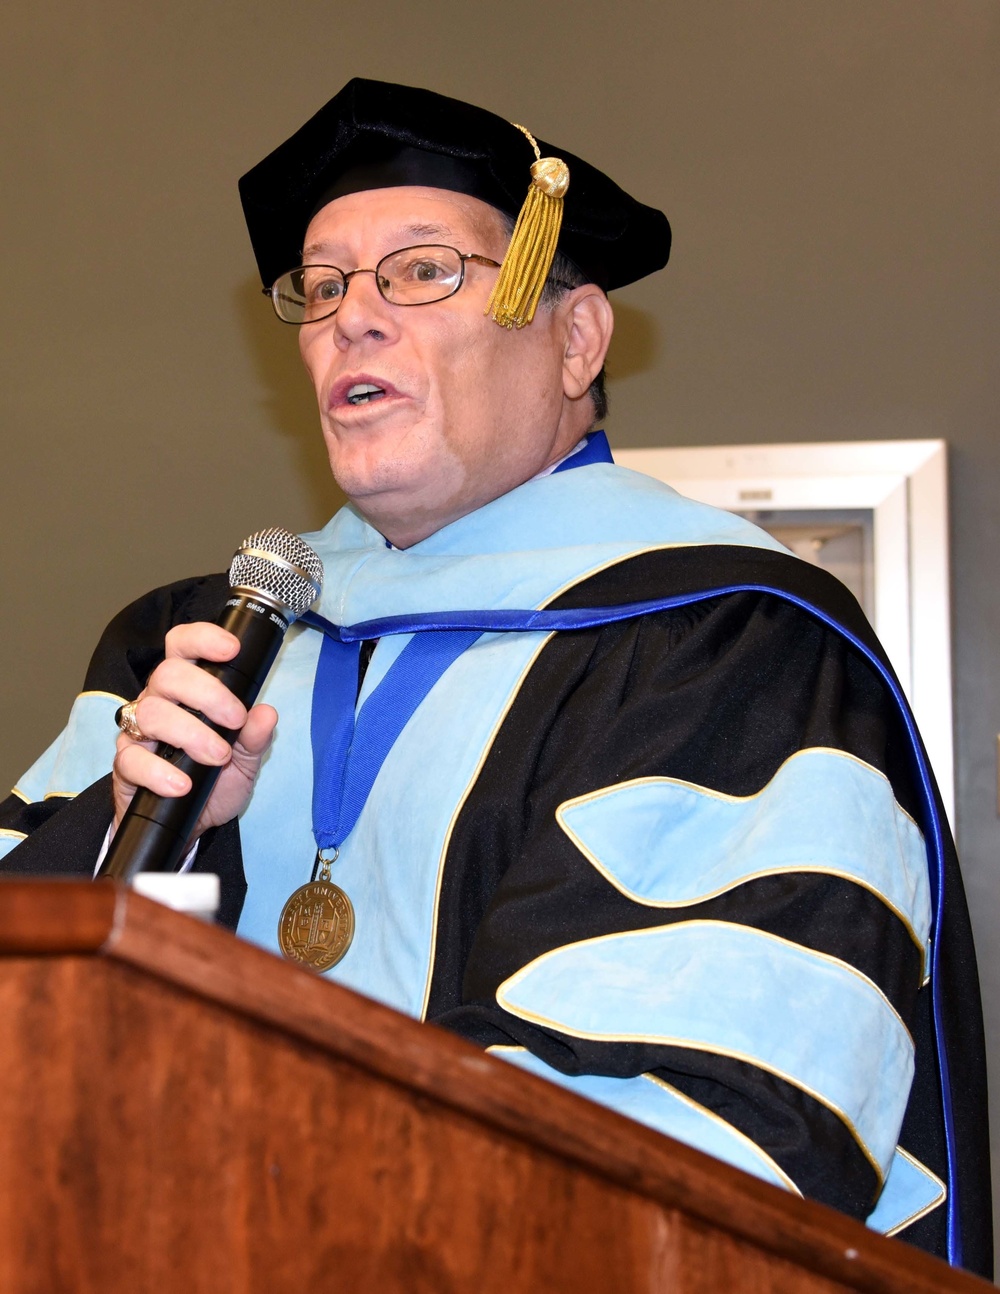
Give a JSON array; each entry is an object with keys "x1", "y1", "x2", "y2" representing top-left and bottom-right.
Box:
[{"x1": 310, "y1": 629, "x2": 482, "y2": 856}]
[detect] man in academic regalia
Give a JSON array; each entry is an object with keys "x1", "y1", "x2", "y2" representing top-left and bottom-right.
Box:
[{"x1": 0, "y1": 79, "x2": 991, "y2": 1275}]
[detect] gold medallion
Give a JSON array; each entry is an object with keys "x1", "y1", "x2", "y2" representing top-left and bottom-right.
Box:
[{"x1": 278, "y1": 879, "x2": 355, "y2": 972}]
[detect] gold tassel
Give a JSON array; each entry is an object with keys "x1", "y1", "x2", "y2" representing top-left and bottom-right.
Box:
[{"x1": 487, "y1": 124, "x2": 570, "y2": 329}]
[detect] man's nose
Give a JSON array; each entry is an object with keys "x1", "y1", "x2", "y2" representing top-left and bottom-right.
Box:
[{"x1": 333, "y1": 269, "x2": 394, "y2": 345}]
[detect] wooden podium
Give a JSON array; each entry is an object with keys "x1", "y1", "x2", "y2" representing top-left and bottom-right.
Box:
[{"x1": 0, "y1": 881, "x2": 988, "y2": 1293}]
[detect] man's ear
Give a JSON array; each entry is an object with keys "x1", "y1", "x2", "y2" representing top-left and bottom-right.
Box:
[{"x1": 560, "y1": 286, "x2": 614, "y2": 400}]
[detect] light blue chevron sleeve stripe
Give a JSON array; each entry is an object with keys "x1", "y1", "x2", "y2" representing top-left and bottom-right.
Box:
[
  {"x1": 866, "y1": 1147, "x2": 946, "y2": 1236},
  {"x1": 488, "y1": 1045, "x2": 798, "y2": 1194},
  {"x1": 488, "y1": 1047, "x2": 942, "y2": 1232},
  {"x1": 12, "y1": 691, "x2": 124, "y2": 804},
  {"x1": 0, "y1": 829, "x2": 28, "y2": 862},
  {"x1": 557, "y1": 748, "x2": 930, "y2": 960},
  {"x1": 497, "y1": 921, "x2": 913, "y2": 1178},
  {"x1": 10, "y1": 734, "x2": 62, "y2": 803}
]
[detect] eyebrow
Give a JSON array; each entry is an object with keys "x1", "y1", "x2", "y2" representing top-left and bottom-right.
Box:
[{"x1": 302, "y1": 220, "x2": 455, "y2": 262}]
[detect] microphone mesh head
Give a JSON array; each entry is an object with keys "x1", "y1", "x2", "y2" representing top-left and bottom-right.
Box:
[{"x1": 228, "y1": 527, "x2": 324, "y2": 617}]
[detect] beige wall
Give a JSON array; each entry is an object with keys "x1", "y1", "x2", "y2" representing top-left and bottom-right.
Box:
[{"x1": 2, "y1": 0, "x2": 999, "y2": 1260}]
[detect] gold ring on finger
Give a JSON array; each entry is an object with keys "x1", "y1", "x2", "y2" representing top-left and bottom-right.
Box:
[{"x1": 116, "y1": 699, "x2": 148, "y2": 742}]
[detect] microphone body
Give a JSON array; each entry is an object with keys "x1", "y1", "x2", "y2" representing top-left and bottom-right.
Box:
[{"x1": 98, "y1": 529, "x2": 323, "y2": 883}]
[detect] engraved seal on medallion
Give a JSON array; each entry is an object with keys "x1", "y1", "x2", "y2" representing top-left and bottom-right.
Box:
[{"x1": 278, "y1": 880, "x2": 355, "y2": 971}]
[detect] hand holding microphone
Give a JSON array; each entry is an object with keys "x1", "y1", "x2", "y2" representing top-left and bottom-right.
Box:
[{"x1": 100, "y1": 528, "x2": 323, "y2": 881}]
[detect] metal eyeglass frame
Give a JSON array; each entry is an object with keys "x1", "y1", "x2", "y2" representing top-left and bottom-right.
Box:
[{"x1": 263, "y1": 244, "x2": 502, "y2": 325}]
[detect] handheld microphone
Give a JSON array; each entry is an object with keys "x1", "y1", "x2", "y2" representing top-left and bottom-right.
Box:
[{"x1": 98, "y1": 527, "x2": 324, "y2": 882}]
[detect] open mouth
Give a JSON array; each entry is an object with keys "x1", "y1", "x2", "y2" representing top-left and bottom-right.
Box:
[
  {"x1": 346, "y1": 383, "x2": 387, "y2": 406},
  {"x1": 330, "y1": 374, "x2": 403, "y2": 414}
]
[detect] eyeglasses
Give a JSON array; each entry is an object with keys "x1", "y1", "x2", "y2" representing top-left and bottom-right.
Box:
[{"x1": 264, "y1": 244, "x2": 502, "y2": 325}]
